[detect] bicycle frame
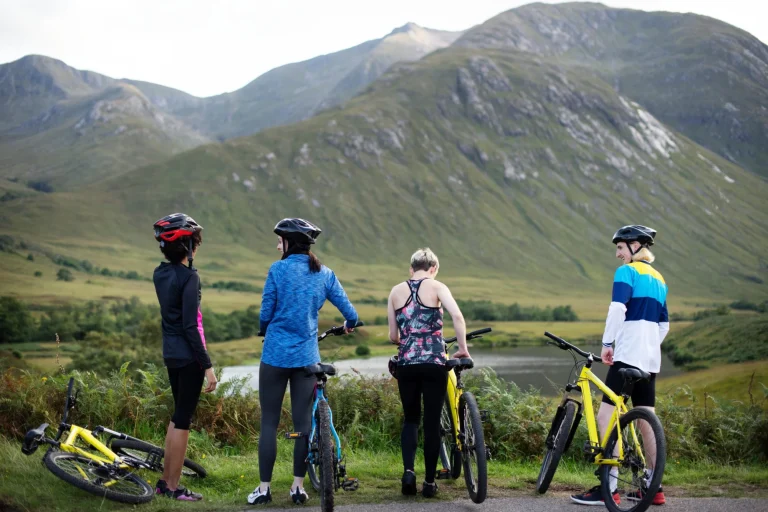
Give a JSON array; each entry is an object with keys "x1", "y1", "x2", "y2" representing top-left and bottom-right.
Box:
[
  {"x1": 445, "y1": 368, "x2": 464, "y2": 451},
  {"x1": 308, "y1": 384, "x2": 342, "y2": 464},
  {"x1": 571, "y1": 364, "x2": 645, "y2": 468},
  {"x1": 59, "y1": 426, "x2": 122, "y2": 464}
]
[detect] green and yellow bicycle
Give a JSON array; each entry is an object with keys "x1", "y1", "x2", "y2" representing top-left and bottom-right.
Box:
[
  {"x1": 22, "y1": 377, "x2": 206, "y2": 504},
  {"x1": 437, "y1": 327, "x2": 492, "y2": 504},
  {"x1": 536, "y1": 332, "x2": 666, "y2": 512}
]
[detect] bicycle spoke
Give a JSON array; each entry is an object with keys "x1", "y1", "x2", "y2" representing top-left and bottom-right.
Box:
[{"x1": 52, "y1": 457, "x2": 147, "y2": 496}]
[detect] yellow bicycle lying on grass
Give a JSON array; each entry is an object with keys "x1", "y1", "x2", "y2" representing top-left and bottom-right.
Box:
[
  {"x1": 537, "y1": 332, "x2": 666, "y2": 512},
  {"x1": 21, "y1": 377, "x2": 206, "y2": 504}
]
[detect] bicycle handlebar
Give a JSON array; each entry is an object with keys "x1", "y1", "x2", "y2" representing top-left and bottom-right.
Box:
[
  {"x1": 318, "y1": 320, "x2": 366, "y2": 340},
  {"x1": 544, "y1": 331, "x2": 602, "y2": 363},
  {"x1": 443, "y1": 327, "x2": 492, "y2": 344},
  {"x1": 63, "y1": 378, "x2": 74, "y2": 422}
]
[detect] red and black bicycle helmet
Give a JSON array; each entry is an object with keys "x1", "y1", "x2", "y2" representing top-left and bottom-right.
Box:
[
  {"x1": 153, "y1": 213, "x2": 203, "y2": 243},
  {"x1": 274, "y1": 218, "x2": 321, "y2": 245}
]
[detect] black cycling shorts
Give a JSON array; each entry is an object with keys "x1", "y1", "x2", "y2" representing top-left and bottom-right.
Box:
[
  {"x1": 167, "y1": 362, "x2": 205, "y2": 430},
  {"x1": 601, "y1": 361, "x2": 656, "y2": 408}
]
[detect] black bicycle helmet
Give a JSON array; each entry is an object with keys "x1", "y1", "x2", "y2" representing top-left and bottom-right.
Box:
[
  {"x1": 153, "y1": 213, "x2": 203, "y2": 243},
  {"x1": 611, "y1": 225, "x2": 656, "y2": 247},
  {"x1": 274, "y1": 218, "x2": 322, "y2": 245}
]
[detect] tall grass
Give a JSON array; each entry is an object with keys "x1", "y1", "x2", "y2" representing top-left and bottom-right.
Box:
[{"x1": 1, "y1": 364, "x2": 766, "y2": 463}]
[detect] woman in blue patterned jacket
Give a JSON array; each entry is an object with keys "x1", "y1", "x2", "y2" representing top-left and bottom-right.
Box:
[{"x1": 247, "y1": 218, "x2": 358, "y2": 506}]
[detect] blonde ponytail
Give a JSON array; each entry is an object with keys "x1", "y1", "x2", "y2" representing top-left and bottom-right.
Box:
[{"x1": 632, "y1": 247, "x2": 655, "y2": 263}]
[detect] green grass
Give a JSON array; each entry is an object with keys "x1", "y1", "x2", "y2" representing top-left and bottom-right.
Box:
[
  {"x1": 657, "y1": 361, "x2": 768, "y2": 407},
  {"x1": 1, "y1": 437, "x2": 766, "y2": 511}
]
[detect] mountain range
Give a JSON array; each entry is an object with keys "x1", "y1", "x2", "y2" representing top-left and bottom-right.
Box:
[{"x1": 0, "y1": 2, "x2": 766, "y2": 301}]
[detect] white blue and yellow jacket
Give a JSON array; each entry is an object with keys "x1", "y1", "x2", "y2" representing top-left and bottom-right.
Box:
[{"x1": 602, "y1": 261, "x2": 669, "y2": 373}]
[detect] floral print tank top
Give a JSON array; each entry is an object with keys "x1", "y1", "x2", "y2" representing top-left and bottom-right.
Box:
[{"x1": 395, "y1": 279, "x2": 446, "y2": 366}]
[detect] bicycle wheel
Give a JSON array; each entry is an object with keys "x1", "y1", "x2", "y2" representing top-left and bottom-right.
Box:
[
  {"x1": 43, "y1": 450, "x2": 153, "y2": 504},
  {"x1": 459, "y1": 392, "x2": 487, "y2": 504},
  {"x1": 600, "y1": 407, "x2": 666, "y2": 512},
  {"x1": 439, "y1": 396, "x2": 461, "y2": 479},
  {"x1": 317, "y1": 400, "x2": 336, "y2": 512},
  {"x1": 111, "y1": 438, "x2": 207, "y2": 478},
  {"x1": 536, "y1": 401, "x2": 577, "y2": 494}
]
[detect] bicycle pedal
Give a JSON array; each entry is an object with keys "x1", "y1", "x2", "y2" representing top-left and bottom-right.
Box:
[
  {"x1": 480, "y1": 410, "x2": 491, "y2": 422},
  {"x1": 146, "y1": 448, "x2": 163, "y2": 468},
  {"x1": 341, "y1": 478, "x2": 359, "y2": 491},
  {"x1": 582, "y1": 441, "x2": 602, "y2": 461},
  {"x1": 485, "y1": 447, "x2": 492, "y2": 461},
  {"x1": 285, "y1": 432, "x2": 307, "y2": 439},
  {"x1": 436, "y1": 468, "x2": 452, "y2": 480}
]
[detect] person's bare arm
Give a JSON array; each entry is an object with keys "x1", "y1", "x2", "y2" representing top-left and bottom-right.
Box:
[
  {"x1": 387, "y1": 287, "x2": 400, "y2": 345},
  {"x1": 437, "y1": 283, "x2": 469, "y2": 358}
]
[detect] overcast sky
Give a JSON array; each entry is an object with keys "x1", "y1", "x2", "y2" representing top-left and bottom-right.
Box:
[{"x1": 1, "y1": 0, "x2": 765, "y2": 97}]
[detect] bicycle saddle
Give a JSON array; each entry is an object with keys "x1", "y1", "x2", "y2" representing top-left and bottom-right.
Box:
[
  {"x1": 304, "y1": 363, "x2": 337, "y2": 377},
  {"x1": 446, "y1": 358, "x2": 474, "y2": 370},
  {"x1": 22, "y1": 423, "x2": 48, "y2": 455},
  {"x1": 618, "y1": 367, "x2": 651, "y2": 383}
]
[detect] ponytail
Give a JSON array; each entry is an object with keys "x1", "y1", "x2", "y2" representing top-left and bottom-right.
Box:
[
  {"x1": 632, "y1": 246, "x2": 656, "y2": 263},
  {"x1": 308, "y1": 251, "x2": 322, "y2": 273},
  {"x1": 282, "y1": 240, "x2": 323, "y2": 273}
]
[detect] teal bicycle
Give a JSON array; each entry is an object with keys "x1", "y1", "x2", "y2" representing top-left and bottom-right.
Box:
[{"x1": 285, "y1": 323, "x2": 362, "y2": 512}]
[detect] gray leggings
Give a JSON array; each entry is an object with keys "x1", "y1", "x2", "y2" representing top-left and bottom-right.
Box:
[{"x1": 259, "y1": 361, "x2": 317, "y2": 480}]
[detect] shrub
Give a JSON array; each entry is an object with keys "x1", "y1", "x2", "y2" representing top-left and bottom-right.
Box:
[{"x1": 56, "y1": 269, "x2": 74, "y2": 282}]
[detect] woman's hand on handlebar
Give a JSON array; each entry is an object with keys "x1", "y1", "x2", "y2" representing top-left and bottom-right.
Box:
[
  {"x1": 452, "y1": 348, "x2": 471, "y2": 359},
  {"x1": 343, "y1": 320, "x2": 356, "y2": 334}
]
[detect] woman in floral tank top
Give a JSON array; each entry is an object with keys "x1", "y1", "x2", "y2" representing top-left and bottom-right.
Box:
[{"x1": 387, "y1": 248, "x2": 471, "y2": 498}]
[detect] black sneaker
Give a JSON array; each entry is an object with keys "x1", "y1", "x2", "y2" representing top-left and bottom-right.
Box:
[
  {"x1": 422, "y1": 481, "x2": 438, "y2": 498},
  {"x1": 163, "y1": 486, "x2": 203, "y2": 501},
  {"x1": 290, "y1": 486, "x2": 309, "y2": 504},
  {"x1": 155, "y1": 479, "x2": 168, "y2": 495},
  {"x1": 401, "y1": 470, "x2": 417, "y2": 495},
  {"x1": 570, "y1": 485, "x2": 620, "y2": 506},
  {"x1": 247, "y1": 486, "x2": 272, "y2": 505}
]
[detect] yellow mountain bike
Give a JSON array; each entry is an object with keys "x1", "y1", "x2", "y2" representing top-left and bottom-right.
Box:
[
  {"x1": 437, "y1": 327, "x2": 492, "y2": 504},
  {"x1": 536, "y1": 332, "x2": 666, "y2": 512},
  {"x1": 22, "y1": 377, "x2": 206, "y2": 504}
]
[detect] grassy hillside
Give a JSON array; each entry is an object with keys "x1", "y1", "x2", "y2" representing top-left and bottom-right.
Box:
[
  {"x1": 2, "y1": 48, "x2": 764, "y2": 298},
  {"x1": 658, "y1": 360, "x2": 768, "y2": 407},
  {"x1": 454, "y1": 2, "x2": 768, "y2": 177},
  {"x1": 663, "y1": 313, "x2": 768, "y2": 368}
]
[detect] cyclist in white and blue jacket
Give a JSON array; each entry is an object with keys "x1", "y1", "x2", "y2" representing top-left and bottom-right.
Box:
[
  {"x1": 571, "y1": 225, "x2": 669, "y2": 506},
  {"x1": 247, "y1": 218, "x2": 358, "y2": 506}
]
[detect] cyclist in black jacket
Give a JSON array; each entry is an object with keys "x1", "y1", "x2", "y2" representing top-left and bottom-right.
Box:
[{"x1": 152, "y1": 213, "x2": 217, "y2": 501}]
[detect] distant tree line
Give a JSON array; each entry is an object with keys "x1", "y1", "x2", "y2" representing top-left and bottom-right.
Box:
[
  {"x1": 451, "y1": 300, "x2": 578, "y2": 322},
  {"x1": 0, "y1": 296, "x2": 263, "y2": 344}
]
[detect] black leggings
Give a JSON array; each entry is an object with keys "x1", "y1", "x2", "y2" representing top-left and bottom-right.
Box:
[
  {"x1": 167, "y1": 362, "x2": 205, "y2": 430},
  {"x1": 258, "y1": 362, "x2": 317, "y2": 480},
  {"x1": 397, "y1": 364, "x2": 448, "y2": 483}
]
